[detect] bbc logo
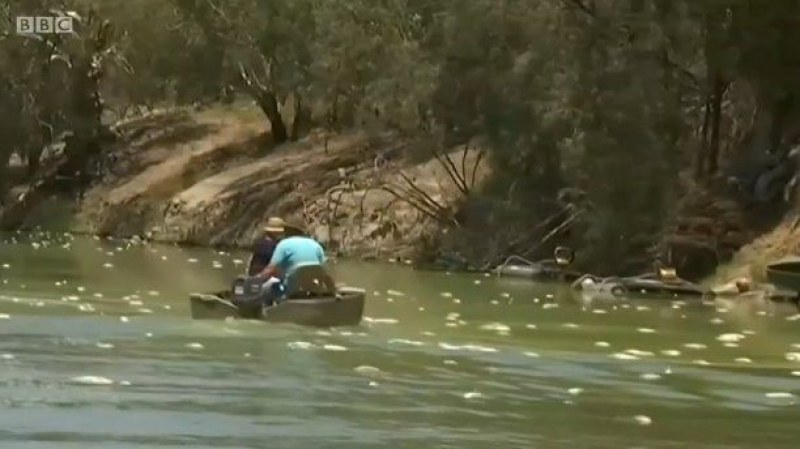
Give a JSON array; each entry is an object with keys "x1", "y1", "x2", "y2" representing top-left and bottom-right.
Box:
[{"x1": 16, "y1": 16, "x2": 74, "y2": 35}]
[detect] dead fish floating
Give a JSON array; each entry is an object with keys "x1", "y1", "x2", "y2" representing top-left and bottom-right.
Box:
[{"x1": 189, "y1": 266, "x2": 365, "y2": 327}]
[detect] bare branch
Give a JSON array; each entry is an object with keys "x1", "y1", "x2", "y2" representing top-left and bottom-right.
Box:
[
  {"x1": 205, "y1": 0, "x2": 232, "y2": 25},
  {"x1": 460, "y1": 141, "x2": 470, "y2": 190},
  {"x1": 431, "y1": 146, "x2": 469, "y2": 195},
  {"x1": 325, "y1": 184, "x2": 349, "y2": 246},
  {"x1": 382, "y1": 167, "x2": 460, "y2": 227},
  {"x1": 238, "y1": 62, "x2": 268, "y2": 96},
  {"x1": 662, "y1": 49, "x2": 701, "y2": 90},
  {"x1": 538, "y1": 209, "x2": 583, "y2": 247},
  {"x1": 396, "y1": 170, "x2": 451, "y2": 217},
  {"x1": 381, "y1": 184, "x2": 445, "y2": 224},
  {"x1": 563, "y1": 0, "x2": 596, "y2": 19},
  {"x1": 469, "y1": 148, "x2": 485, "y2": 189},
  {"x1": 258, "y1": 54, "x2": 273, "y2": 88},
  {"x1": 442, "y1": 149, "x2": 470, "y2": 193}
]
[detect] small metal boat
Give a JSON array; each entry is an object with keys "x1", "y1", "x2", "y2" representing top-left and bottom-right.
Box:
[{"x1": 189, "y1": 266, "x2": 366, "y2": 327}]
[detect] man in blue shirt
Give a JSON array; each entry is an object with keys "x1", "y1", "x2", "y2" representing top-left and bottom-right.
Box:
[{"x1": 257, "y1": 222, "x2": 326, "y2": 299}]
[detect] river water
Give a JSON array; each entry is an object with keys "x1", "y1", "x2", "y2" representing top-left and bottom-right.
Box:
[{"x1": 1, "y1": 231, "x2": 799, "y2": 448}]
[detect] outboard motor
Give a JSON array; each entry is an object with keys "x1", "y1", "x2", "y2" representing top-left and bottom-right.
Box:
[{"x1": 231, "y1": 276, "x2": 270, "y2": 305}]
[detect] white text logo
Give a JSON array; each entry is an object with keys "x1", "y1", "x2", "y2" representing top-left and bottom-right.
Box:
[{"x1": 16, "y1": 16, "x2": 74, "y2": 35}]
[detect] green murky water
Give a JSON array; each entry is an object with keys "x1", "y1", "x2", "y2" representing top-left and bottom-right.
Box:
[{"x1": 1, "y1": 231, "x2": 799, "y2": 448}]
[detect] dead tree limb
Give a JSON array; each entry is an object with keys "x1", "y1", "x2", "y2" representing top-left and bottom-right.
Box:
[
  {"x1": 432, "y1": 147, "x2": 470, "y2": 195},
  {"x1": 460, "y1": 142, "x2": 470, "y2": 190},
  {"x1": 395, "y1": 169, "x2": 457, "y2": 224},
  {"x1": 391, "y1": 182, "x2": 446, "y2": 221},
  {"x1": 563, "y1": 0, "x2": 596, "y2": 19},
  {"x1": 325, "y1": 184, "x2": 349, "y2": 246},
  {"x1": 381, "y1": 184, "x2": 445, "y2": 224},
  {"x1": 469, "y1": 148, "x2": 485, "y2": 189}
]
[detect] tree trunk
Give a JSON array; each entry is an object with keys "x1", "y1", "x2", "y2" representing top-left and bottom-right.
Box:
[
  {"x1": 747, "y1": 95, "x2": 775, "y2": 158},
  {"x1": 290, "y1": 94, "x2": 311, "y2": 141},
  {"x1": 694, "y1": 98, "x2": 711, "y2": 179},
  {"x1": 706, "y1": 73, "x2": 725, "y2": 175},
  {"x1": 257, "y1": 92, "x2": 287, "y2": 144},
  {"x1": 769, "y1": 94, "x2": 796, "y2": 154},
  {"x1": 541, "y1": 138, "x2": 563, "y2": 193},
  {"x1": 699, "y1": 3, "x2": 727, "y2": 180},
  {"x1": 0, "y1": 160, "x2": 7, "y2": 204},
  {"x1": 26, "y1": 147, "x2": 42, "y2": 179}
]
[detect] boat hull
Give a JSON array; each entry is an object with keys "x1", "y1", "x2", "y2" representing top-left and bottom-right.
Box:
[
  {"x1": 189, "y1": 287, "x2": 366, "y2": 327},
  {"x1": 767, "y1": 258, "x2": 800, "y2": 292}
]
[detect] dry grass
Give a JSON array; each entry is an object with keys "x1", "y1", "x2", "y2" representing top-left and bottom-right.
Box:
[
  {"x1": 193, "y1": 101, "x2": 266, "y2": 127},
  {"x1": 713, "y1": 214, "x2": 800, "y2": 282}
]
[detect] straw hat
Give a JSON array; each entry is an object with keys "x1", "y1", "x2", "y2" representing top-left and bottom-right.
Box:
[
  {"x1": 263, "y1": 217, "x2": 286, "y2": 234},
  {"x1": 283, "y1": 219, "x2": 307, "y2": 236}
]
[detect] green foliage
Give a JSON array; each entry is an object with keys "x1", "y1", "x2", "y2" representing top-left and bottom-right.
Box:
[
  {"x1": 311, "y1": 0, "x2": 438, "y2": 132},
  {"x1": 3, "y1": 0, "x2": 800, "y2": 271},
  {"x1": 0, "y1": 0, "x2": 137, "y2": 199}
]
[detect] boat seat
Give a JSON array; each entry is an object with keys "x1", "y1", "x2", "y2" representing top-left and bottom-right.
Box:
[{"x1": 285, "y1": 265, "x2": 336, "y2": 298}]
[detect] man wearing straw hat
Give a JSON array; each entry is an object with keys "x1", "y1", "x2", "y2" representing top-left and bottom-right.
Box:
[
  {"x1": 246, "y1": 217, "x2": 287, "y2": 277},
  {"x1": 228, "y1": 217, "x2": 289, "y2": 314}
]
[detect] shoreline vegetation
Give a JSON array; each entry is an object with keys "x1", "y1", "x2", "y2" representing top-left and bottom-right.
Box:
[{"x1": 2, "y1": 1, "x2": 800, "y2": 284}]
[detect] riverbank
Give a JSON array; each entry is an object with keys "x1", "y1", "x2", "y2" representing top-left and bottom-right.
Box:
[
  {"x1": 14, "y1": 104, "x2": 487, "y2": 260},
  {"x1": 4, "y1": 102, "x2": 797, "y2": 281},
  {"x1": 713, "y1": 213, "x2": 800, "y2": 283}
]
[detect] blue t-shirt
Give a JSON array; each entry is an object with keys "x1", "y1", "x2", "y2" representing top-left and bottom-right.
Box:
[{"x1": 268, "y1": 236, "x2": 326, "y2": 279}]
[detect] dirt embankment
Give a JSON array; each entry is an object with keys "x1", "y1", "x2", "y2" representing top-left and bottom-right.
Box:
[
  {"x1": 713, "y1": 213, "x2": 800, "y2": 283},
  {"x1": 705, "y1": 185, "x2": 800, "y2": 284},
  {"x1": 10, "y1": 104, "x2": 794, "y2": 277},
  {"x1": 56, "y1": 105, "x2": 486, "y2": 258}
]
